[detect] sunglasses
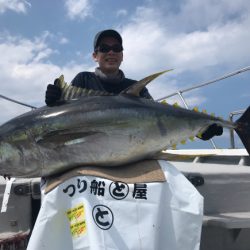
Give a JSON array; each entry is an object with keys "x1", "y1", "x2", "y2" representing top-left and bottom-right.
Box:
[{"x1": 96, "y1": 44, "x2": 123, "y2": 53}]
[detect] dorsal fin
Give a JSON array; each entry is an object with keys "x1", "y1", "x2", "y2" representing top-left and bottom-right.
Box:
[
  {"x1": 55, "y1": 69, "x2": 173, "y2": 101},
  {"x1": 55, "y1": 75, "x2": 111, "y2": 101},
  {"x1": 120, "y1": 69, "x2": 173, "y2": 96}
]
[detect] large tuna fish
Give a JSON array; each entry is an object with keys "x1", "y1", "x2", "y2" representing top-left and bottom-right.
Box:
[{"x1": 0, "y1": 70, "x2": 249, "y2": 178}]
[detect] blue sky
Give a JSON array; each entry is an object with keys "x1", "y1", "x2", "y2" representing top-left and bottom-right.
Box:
[{"x1": 0, "y1": 0, "x2": 250, "y2": 150}]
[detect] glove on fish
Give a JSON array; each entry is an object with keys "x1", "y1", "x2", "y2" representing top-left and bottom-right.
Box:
[
  {"x1": 45, "y1": 79, "x2": 62, "y2": 106},
  {"x1": 199, "y1": 123, "x2": 223, "y2": 141}
]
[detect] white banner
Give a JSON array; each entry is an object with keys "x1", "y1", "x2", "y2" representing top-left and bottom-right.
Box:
[{"x1": 27, "y1": 160, "x2": 203, "y2": 250}]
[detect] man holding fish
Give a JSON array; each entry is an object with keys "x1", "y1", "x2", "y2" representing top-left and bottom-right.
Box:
[
  {"x1": 25, "y1": 29, "x2": 226, "y2": 250},
  {"x1": 45, "y1": 29, "x2": 222, "y2": 140}
]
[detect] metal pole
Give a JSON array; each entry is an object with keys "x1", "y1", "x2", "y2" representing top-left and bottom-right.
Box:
[
  {"x1": 177, "y1": 91, "x2": 189, "y2": 109},
  {"x1": 156, "y1": 66, "x2": 250, "y2": 101},
  {"x1": 229, "y1": 114, "x2": 235, "y2": 149},
  {"x1": 0, "y1": 94, "x2": 37, "y2": 109}
]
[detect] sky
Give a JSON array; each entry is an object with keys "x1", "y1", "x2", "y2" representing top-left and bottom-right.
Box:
[{"x1": 0, "y1": 0, "x2": 250, "y2": 150}]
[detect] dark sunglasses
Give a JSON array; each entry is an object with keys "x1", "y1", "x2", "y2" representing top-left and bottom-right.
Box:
[{"x1": 96, "y1": 44, "x2": 123, "y2": 53}]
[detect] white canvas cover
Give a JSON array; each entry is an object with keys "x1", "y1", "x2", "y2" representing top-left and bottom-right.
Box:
[{"x1": 27, "y1": 160, "x2": 203, "y2": 250}]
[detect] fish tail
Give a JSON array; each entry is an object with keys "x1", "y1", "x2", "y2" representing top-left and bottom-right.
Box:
[{"x1": 235, "y1": 106, "x2": 250, "y2": 155}]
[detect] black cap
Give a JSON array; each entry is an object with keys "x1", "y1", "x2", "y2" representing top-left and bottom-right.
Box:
[{"x1": 93, "y1": 29, "x2": 122, "y2": 50}]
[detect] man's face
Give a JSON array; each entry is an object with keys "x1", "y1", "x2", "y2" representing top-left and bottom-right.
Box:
[{"x1": 93, "y1": 37, "x2": 123, "y2": 74}]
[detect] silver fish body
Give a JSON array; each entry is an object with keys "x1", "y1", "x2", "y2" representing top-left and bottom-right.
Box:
[{"x1": 0, "y1": 94, "x2": 238, "y2": 178}]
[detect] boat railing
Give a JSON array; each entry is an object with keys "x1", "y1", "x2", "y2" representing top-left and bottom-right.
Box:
[{"x1": 0, "y1": 94, "x2": 36, "y2": 109}]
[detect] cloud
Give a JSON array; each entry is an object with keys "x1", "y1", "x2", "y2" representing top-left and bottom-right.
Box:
[
  {"x1": 0, "y1": 32, "x2": 92, "y2": 124},
  {"x1": 119, "y1": 0, "x2": 250, "y2": 103},
  {"x1": 59, "y1": 37, "x2": 69, "y2": 44},
  {"x1": 116, "y1": 9, "x2": 127, "y2": 17},
  {"x1": 0, "y1": 0, "x2": 31, "y2": 14},
  {"x1": 121, "y1": 1, "x2": 250, "y2": 74},
  {"x1": 64, "y1": 0, "x2": 92, "y2": 20},
  {"x1": 0, "y1": 34, "x2": 59, "y2": 108}
]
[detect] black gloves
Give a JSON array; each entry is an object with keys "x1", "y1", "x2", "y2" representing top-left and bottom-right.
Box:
[
  {"x1": 198, "y1": 123, "x2": 223, "y2": 141},
  {"x1": 45, "y1": 79, "x2": 61, "y2": 106}
]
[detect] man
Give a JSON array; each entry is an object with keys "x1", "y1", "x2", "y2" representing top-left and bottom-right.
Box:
[
  {"x1": 28, "y1": 29, "x2": 222, "y2": 250},
  {"x1": 45, "y1": 29, "x2": 222, "y2": 140},
  {"x1": 45, "y1": 29, "x2": 151, "y2": 106}
]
